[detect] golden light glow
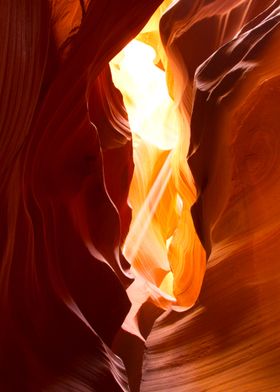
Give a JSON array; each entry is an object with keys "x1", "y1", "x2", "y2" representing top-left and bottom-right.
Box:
[
  {"x1": 110, "y1": 40, "x2": 179, "y2": 150},
  {"x1": 110, "y1": 2, "x2": 206, "y2": 332}
]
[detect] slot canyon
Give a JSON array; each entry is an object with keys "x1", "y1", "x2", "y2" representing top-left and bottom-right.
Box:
[{"x1": 1, "y1": 0, "x2": 280, "y2": 391}]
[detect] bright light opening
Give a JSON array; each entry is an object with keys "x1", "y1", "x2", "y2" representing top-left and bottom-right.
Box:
[{"x1": 109, "y1": 2, "x2": 206, "y2": 336}]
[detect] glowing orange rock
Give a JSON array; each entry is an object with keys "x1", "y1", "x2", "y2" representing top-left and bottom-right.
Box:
[
  {"x1": 142, "y1": 1, "x2": 280, "y2": 391},
  {"x1": 110, "y1": 4, "x2": 206, "y2": 325}
]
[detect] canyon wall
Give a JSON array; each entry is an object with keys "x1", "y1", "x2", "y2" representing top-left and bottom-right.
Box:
[
  {"x1": 1, "y1": 1, "x2": 280, "y2": 391},
  {"x1": 142, "y1": 1, "x2": 280, "y2": 391}
]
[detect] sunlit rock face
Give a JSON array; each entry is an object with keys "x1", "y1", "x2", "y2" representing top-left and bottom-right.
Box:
[
  {"x1": 142, "y1": 1, "x2": 280, "y2": 391},
  {"x1": 110, "y1": 2, "x2": 206, "y2": 337}
]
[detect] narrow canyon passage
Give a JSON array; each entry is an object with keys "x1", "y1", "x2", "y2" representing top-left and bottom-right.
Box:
[{"x1": 1, "y1": 1, "x2": 280, "y2": 391}]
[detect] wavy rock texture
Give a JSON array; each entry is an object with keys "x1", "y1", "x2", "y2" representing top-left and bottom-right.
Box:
[
  {"x1": 2, "y1": 0, "x2": 280, "y2": 391},
  {"x1": 141, "y1": 1, "x2": 280, "y2": 391},
  {"x1": 0, "y1": 1, "x2": 163, "y2": 391},
  {"x1": 160, "y1": 0, "x2": 276, "y2": 116}
]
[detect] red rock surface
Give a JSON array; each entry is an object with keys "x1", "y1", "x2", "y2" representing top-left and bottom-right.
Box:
[
  {"x1": 1, "y1": 0, "x2": 280, "y2": 391},
  {"x1": 0, "y1": 1, "x2": 162, "y2": 391},
  {"x1": 141, "y1": 1, "x2": 280, "y2": 391}
]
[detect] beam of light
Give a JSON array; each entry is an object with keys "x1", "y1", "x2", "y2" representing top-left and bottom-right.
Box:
[{"x1": 110, "y1": 4, "x2": 206, "y2": 330}]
